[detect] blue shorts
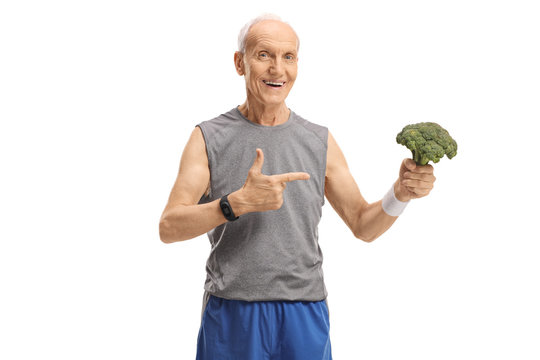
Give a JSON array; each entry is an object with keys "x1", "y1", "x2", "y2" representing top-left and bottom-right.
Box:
[{"x1": 196, "y1": 295, "x2": 332, "y2": 360}]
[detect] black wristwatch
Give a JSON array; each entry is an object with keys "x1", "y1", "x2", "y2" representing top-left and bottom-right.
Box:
[{"x1": 220, "y1": 193, "x2": 239, "y2": 221}]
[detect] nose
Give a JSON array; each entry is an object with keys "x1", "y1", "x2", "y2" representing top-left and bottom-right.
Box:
[{"x1": 269, "y1": 57, "x2": 284, "y2": 76}]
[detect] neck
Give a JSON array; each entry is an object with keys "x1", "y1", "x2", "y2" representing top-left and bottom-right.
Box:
[{"x1": 238, "y1": 99, "x2": 290, "y2": 127}]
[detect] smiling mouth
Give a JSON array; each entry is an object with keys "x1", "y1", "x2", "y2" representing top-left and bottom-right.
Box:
[{"x1": 263, "y1": 80, "x2": 285, "y2": 88}]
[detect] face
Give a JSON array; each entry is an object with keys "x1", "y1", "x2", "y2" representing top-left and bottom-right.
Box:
[{"x1": 234, "y1": 20, "x2": 299, "y2": 107}]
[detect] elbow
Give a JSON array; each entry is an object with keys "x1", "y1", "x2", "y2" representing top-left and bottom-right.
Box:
[
  {"x1": 159, "y1": 219, "x2": 172, "y2": 244},
  {"x1": 352, "y1": 205, "x2": 378, "y2": 243},
  {"x1": 353, "y1": 222, "x2": 379, "y2": 243},
  {"x1": 159, "y1": 205, "x2": 192, "y2": 243},
  {"x1": 159, "y1": 216, "x2": 182, "y2": 244},
  {"x1": 354, "y1": 231, "x2": 378, "y2": 243},
  {"x1": 353, "y1": 207, "x2": 384, "y2": 243}
]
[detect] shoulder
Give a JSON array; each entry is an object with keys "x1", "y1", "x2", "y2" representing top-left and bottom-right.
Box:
[
  {"x1": 197, "y1": 107, "x2": 238, "y2": 129},
  {"x1": 196, "y1": 107, "x2": 242, "y2": 140},
  {"x1": 291, "y1": 110, "x2": 328, "y2": 148}
]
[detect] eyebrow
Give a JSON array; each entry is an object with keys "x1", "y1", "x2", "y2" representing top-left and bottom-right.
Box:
[{"x1": 255, "y1": 47, "x2": 297, "y2": 55}]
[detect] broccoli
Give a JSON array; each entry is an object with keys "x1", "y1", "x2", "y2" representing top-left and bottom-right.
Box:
[{"x1": 396, "y1": 122, "x2": 458, "y2": 165}]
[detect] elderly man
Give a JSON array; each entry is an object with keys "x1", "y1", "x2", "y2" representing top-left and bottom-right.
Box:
[{"x1": 159, "y1": 14, "x2": 435, "y2": 360}]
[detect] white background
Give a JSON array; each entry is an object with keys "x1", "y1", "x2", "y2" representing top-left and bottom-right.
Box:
[{"x1": 1, "y1": 0, "x2": 539, "y2": 359}]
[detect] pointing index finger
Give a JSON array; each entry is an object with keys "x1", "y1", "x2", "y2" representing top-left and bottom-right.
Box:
[{"x1": 273, "y1": 172, "x2": 311, "y2": 183}]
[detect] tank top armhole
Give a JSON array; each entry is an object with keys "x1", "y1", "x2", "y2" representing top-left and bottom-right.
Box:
[
  {"x1": 321, "y1": 127, "x2": 328, "y2": 206},
  {"x1": 195, "y1": 123, "x2": 213, "y2": 202}
]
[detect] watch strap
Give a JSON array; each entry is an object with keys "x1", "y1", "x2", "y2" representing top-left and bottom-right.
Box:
[{"x1": 220, "y1": 193, "x2": 239, "y2": 221}]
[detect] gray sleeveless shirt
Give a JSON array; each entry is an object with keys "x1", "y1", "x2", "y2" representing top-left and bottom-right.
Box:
[{"x1": 196, "y1": 106, "x2": 329, "y2": 313}]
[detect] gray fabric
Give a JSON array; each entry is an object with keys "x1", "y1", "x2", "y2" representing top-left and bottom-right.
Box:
[{"x1": 196, "y1": 106, "x2": 329, "y2": 318}]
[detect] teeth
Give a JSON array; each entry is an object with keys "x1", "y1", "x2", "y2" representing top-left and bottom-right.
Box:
[{"x1": 264, "y1": 80, "x2": 284, "y2": 86}]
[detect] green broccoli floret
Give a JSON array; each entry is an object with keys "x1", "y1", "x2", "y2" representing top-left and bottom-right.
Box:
[{"x1": 396, "y1": 122, "x2": 458, "y2": 165}]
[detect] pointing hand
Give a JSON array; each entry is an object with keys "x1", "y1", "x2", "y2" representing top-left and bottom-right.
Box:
[{"x1": 231, "y1": 148, "x2": 310, "y2": 214}]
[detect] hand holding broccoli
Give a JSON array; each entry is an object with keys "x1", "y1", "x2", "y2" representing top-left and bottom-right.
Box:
[
  {"x1": 393, "y1": 122, "x2": 457, "y2": 201},
  {"x1": 394, "y1": 159, "x2": 436, "y2": 202}
]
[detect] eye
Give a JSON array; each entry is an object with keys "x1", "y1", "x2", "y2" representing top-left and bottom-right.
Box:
[
  {"x1": 285, "y1": 54, "x2": 295, "y2": 61},
  {"x1": 259, "y1": 52, "x2": 269, "y2": 58}
]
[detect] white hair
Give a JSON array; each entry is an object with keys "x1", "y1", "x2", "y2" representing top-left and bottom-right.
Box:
[{"x1": 237, "y1": 13, "x2": 300, "y2": 55}]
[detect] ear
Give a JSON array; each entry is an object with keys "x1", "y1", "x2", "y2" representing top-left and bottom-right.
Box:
[{"x1": 234, "y1": 51, "x2": 244, "y2": 76}]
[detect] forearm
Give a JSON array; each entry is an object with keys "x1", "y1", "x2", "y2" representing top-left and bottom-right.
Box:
[
  {"x1": 354, "y1": 180, "x2": 402, "y2": 242},
  {"x1": 159, "y1": 189, "x2": 246, "y2": 243}
]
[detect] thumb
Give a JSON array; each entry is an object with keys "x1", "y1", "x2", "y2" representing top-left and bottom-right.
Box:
[
  {"x1": 405, "y1": 158, "x2": 416, "y2": 170},
  {"x1": 250, "y1": 148, "x2": 264, "y2": 174}
]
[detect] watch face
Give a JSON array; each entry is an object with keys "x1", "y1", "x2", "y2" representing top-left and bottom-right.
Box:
[{"x1": 221, "y1": 204, "x2": 232, "y2": 216}]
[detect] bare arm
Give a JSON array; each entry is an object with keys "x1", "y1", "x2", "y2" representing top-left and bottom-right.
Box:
[
  {"x1": 324, "y1": 131, "x2": 398, "y2": 242},
  {"x1": 324, "y1": 130, "x2": 435, "y2": 242},
  {"x1": 159, "y1": 126, "x2": 244, "y2": 243},
  {"x1": 159, "y1": 128, "x2": 310, "y2": 243}
]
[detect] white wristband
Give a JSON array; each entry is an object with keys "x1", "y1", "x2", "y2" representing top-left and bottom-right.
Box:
[{"x1": 382, "y1": 184, "x2": 409, "y2": 217}]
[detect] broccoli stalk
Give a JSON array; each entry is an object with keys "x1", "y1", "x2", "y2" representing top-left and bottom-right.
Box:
[
  {"x1": 396, "y1": 122, "x2": 457, "y2": 165},
  {"x1": 412, "y1": 149, "x2": 424, "y2": 165}
]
